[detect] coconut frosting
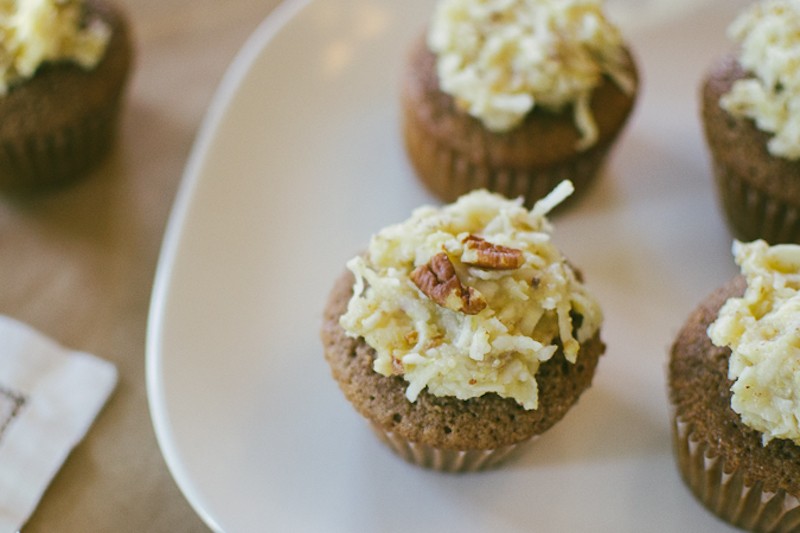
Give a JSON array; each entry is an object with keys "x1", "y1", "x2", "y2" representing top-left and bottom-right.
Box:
[
  {"x1": 720, "y1": 0, "x2": 800, "y2": 160},
  {"x1": 427, "y1": 0, "x2": 635, "y2": 149},
  {"x1": 708, "y1": 240, "x2": 800, "y2": 446},
  {"x1": 0, "y1": 0, "x2": 110, "y2": 94},
  {"x1": 339, "y1": 182, "x2": 603, "y2": 410}
]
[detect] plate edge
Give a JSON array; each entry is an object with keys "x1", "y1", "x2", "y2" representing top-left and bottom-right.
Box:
[{"x1": 144, "y1": 1, "x2": 315, "y2": 531}]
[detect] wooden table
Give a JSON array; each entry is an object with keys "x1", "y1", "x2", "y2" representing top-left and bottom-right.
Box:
[{"x1": 3, "y1": 1, "x2": 282, "y2": 531}]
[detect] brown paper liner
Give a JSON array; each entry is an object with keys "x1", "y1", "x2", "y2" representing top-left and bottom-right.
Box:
[
  {"x1": 368, "y1": 420, "x2": 537, "y2": 473},
  {"x1": 0, "y1": 95, "x2": 123, "y2": 190},
  {"x1": 671, "y1": 412, "x2": 800, "y2": 532},
  {"x1": 402, "y1": 100, "x2": 611, "y2": 209},
  {"x1": 712, "y1": 160, "x2": 800, "y2": 245}
]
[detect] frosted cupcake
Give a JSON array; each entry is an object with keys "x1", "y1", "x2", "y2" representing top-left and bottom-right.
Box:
[
  {"x1": 702, "y1": 1, "x2": 800, "y2": 243},
  {"x1": 321, "y1": 181, "x2": 605, "y2": 472},
  {"x1": 669, "y1": 240, "x2": 800, "y2": 531},
  {"x1": 402, "y1": 0, "x2": 638, "y2": 209},
  {"x1": 0, "y1": 0, "x2": 133, "y2": 190}
]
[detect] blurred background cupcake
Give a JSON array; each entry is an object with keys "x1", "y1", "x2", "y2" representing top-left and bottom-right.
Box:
[
  {"x1": 0, "y1": 0, "x2": 133, "y2": 191},
  {"x1": 401, "y1": 0, "x2": 638, "y2": 209},
  {"x1": 669, "y1": 240, "x2": 800, "y2": 532},
  {"x1": 702, "y1": 0, "x2": 800, "y2": 244}
]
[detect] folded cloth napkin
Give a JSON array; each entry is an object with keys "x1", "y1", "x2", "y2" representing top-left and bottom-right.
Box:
[{"x1": 0, "y1": 316, "x2": 117, "y2": 533}]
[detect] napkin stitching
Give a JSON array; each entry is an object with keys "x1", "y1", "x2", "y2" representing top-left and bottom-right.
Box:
[{"x1": 0, "y1": 385, "x2": 27, "y2": 442}]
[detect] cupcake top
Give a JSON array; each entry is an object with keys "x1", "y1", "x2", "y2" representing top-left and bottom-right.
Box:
[
  {"x1": 720, "y1": 0, "x2": 800, "y2": 160},
  {"x1": 708, "y1": 239, "x2": 800, "y2": 445},
  {"x1": 339, "y1": 181, "x2": 603, "y2": 410},
  {"x1": 427, "y1": 0, "x2": 635, "y2": 149},
  {"x1": 0, "y1": 0, "x2": 111, "y2": 94}
]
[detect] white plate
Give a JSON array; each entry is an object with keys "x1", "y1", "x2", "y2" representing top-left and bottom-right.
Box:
[{"x1": 147, "y1": 1, "x2": 754, "y2": 531}]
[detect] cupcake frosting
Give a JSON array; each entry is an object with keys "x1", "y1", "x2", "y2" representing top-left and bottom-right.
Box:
[
  {"x1": 339, "y1": 181, "x2": 603, "y2": 410},
  {"x1": 720, "y1": 0, "x2": 800, "y2": 160},
  {"x1": 0, "y1": 0, "x2": 111, "y2": 94},
  {"x1": 708, "y1": 239, "x2": 800, "y2": 445},
  {"x1": 427, "y1": 0, "x2": 634, "y2": 149}
]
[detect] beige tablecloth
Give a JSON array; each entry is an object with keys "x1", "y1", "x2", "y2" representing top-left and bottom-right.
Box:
[{"x1": 0, "y1": 1, "x2": 282, "y2": 531}]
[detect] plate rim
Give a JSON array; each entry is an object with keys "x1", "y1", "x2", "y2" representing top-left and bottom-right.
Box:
[{"x1": 144, "y1": 0, "x2": 314, "y2": 530}]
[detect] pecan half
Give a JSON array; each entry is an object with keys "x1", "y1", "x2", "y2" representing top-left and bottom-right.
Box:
[
  {"x1": 410, "y1": 253, "x2": 486, "y2": 314},
  {"x1": 461, "y1": 235, "x2": 524, "y2": 270}
]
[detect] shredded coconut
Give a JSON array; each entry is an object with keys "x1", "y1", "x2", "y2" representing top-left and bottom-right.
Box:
[
  {"x1": 720, "y1": 0, "x2": 800, "y2": 159},
  {"x1": 427, "y1": 0, "x2": 635, "y2": 149},
  {"x1": 339, "y1": 182, "x2": 603, "y2": 410},
  {"x1": 0, "y1": 0, "x2": 111, "y2": 94},
  {"x1": 708, "y1": 240, "x2": 800, "y2": 446}
]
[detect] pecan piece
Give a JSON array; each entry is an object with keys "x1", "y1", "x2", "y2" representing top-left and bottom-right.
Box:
[
  {"x1": 392, "y1": 357, "x2": 404, "y2": 375},
  {"x1": 410, "y1": 253, "x2": 486, "y2": 314},
  {"x1": 461, "y1": 235, "x2": 524, "y2": 270},
  {"x1": 425, "y1": 334, "x2": 444, "y2": 349}
]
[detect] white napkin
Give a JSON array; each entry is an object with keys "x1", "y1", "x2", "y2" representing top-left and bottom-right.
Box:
[{"x1": 0, "y1": 316, "x2": 117, "y2": 533}]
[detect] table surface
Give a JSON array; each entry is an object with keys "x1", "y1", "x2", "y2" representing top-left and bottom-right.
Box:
[{"x1": 3, "y1": 0, "x2": 282, "y2": 531}]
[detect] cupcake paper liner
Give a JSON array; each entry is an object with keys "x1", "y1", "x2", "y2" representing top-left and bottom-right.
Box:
[
  {"x1": 402, "y1": 101, "x2": 611, "y2": 209},
  {"x1": 672, "y1": 412, "x2": 800, "y2": 532},
  {"x1": 0, "y1": 96, "x2": 122, "y2": 190},
  {"x1": 712, "y1": 160, "x2": 800, "y2": 245},
  {"x1": 368, "y1": 420, "x2": 537, "y2": 473}
]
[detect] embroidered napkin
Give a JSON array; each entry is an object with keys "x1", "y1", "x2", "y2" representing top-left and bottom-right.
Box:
[{"x1": 0, "y1": 316, "x2": 117, "y2": 533}]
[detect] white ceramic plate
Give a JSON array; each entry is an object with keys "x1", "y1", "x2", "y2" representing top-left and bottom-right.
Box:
[{"x1": 147, "y1": 1, "x2": 754, "y2": 531}]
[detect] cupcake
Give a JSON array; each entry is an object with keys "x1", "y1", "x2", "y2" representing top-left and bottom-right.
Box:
[
  {"x1": 0, "y1": 0, "x2": 133, "y2": 191},
  {"x1": 669, "y1": 240, "x2": 800, "y2": 531},
  {"x1": 702, "y1": 1, "x2": 800, "y2": 244},
  {"x1": 321, "y1": 181, "x2": 605, "y2": 472},
  {"x1": 401, "y1": 0, "x2": 638, "y2": 209}
]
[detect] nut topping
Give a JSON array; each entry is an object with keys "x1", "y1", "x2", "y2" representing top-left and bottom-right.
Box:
[
  {"x1": 461, "y1": 235, "x2": 524, "y2": 270},
  {"x1": 391, "y1": 357, "x2": 404, "y2": 375},
  {"x1": 410, "y1": 253, "x2": 486, "y2": 315}
]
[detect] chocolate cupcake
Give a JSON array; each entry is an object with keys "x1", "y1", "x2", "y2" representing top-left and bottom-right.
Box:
[
  {"x1": 0, "y1": 0, "x2": 133, "y2": 191},
  {"x1": 702, "y1": 1, "x2": 800, "y2": 244},
  {"x1": 320, "y1": 182, "x2": 606, "y2": 472},
  {"x1": 401, "y1": 0, "x2": 638, "y2": 209},
  {"x1": 669, "y1": 240, "x2": 800, "y2": 531}
]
